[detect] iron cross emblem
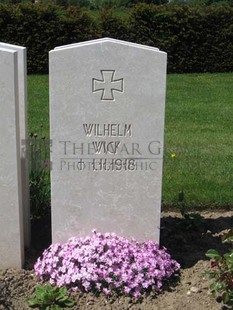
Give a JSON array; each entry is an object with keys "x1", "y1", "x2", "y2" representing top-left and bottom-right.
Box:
[{"x1": 92, "y1": 70, "x2": 123, "y2": 101}]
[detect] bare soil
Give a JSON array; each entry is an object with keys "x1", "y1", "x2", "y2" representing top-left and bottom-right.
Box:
[{"x1": 0, "y1": 210, "x2": 232, "y2": 310}]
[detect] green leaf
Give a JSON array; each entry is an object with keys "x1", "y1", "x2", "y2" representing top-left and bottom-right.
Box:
[
  {"x1": 51, "y1": 305, "x2": 62, "y2": 310},
  {"x1": 210, "y1": 282, "x2": 217, "y2": 291},
  {"x1": 223, "y1": 292, "x2": 230, "y2": 304},
  {"x1": 223, "y1": 236, "x2": 233, "y2": 243},
  {"x1": 27, "y1": 302, "x2": 40, "y2": 309},
  {"x1": 206, "y1": 249, "x2": 221, "y2": 260},
  {"x1": 28, "y1": 284, "x2": 75, "y2": 309},
  {"x1": 65, "y1": 300, "x2": 76, "y2": 307},
  {"x1": 59, "y1": 287, "x2": 67, "y2": 295},
  {"x1": 43, "y1": 292, "x2": 52, "y2": 303},
  {"x1": 226, "y1": 257, "x2": 233, "y2": 269},
  {"x1": 27, "y1": 296, "x2": 43, "y2": 307},
  {"x1": 207, "y1": 272, "x2": 217, "y2": 279},
  {"x1": 211, "y1": 290, "x2": 217, "y2": 298},
  {"x1": 34, "y1": 285, "x2": 46, "y2": 298},
  {"x1": 216, "y1": 281, "x2": 226, "y2": 291},
  {"x1": 57, "y1": 295, "x2": 68, "y2": 302}
]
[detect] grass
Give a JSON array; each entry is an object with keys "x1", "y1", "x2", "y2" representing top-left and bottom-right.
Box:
[
  {"x1": 28, "y1": 74, "x2": 49, "y2": 136},
  {"x1": 27, "y1": 73, "x2": 233, "y2": 209},
  {"x1": 164, "y1": 73, "x2": 233, "y2": 208}
]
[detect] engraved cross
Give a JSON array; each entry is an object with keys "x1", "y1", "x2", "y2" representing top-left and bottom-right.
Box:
[{"x1": 92, "y1": 70, "x2": 123, "y2": 101}]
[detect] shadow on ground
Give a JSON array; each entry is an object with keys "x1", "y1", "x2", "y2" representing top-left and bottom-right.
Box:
[
  {"x1": 160, "y1": 212, "x2": 233, "y2": 268},
  {"x1": 25, "y1": 214, "x2": 51, "y2": 269},
  {"x1": 25, "y1": 211, "x2": 233, "y2": 270}
]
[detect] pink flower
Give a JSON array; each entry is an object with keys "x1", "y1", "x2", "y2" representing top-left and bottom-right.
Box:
[{"x1": 34, "y1": 231, "x2": 180, "y2": 297}]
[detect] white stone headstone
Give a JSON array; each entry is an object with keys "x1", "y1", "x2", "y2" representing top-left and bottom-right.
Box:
[
  {"x1": 0, "y1": 42, "x2": 30, "y2": 247},
  {"x1": 50, "y1": 38, "x2": 167, "y2": 243},
  {"x1": 0, "y1": 47, "x2": 24, "y2": 268}
]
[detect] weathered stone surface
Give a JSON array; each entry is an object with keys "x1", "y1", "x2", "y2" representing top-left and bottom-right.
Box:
[
  {"x1": 0, "y1": 47, "x2": 24, "y2": 268},
  {"x1": 0, "y1": 42, "x2": 30, "y2": 247}
]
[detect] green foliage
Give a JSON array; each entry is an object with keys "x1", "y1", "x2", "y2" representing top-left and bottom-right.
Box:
[
  {"x1": 89, "y1": 0, "x2": 118, "y2": 9},
  {"x1": 88, "y1": 0, "x2": 168, "y2": 8},
  {"x1": 0, "y1": 3, "x2": 100, "y2": 73},
  {"x1": 99, "y1": 8, "x2": 129, "y2": 39},
  {"x1": 162, "y1": 73, "x2": 233, "y2": 207},
  {"x1": 177, "y1": 189, "x2": 205, "y2": 229},
  {"x1": 29, "y1": 130, "x2": 51, "y2": 220},
  {"x1": 180, "y1": 210, "x2": 205, "y2": 230},
  {"x1": 27, "y1": 285, "x2": 75, "y2": 309},
  {"x1": 205, "y1": 232, "x2": 233, "y2": 306},
  {"x1": 28, "y1": 75, "x2": 49, "y2": 134},
  {"x1": 28, "y1": 73, "x2": 233, "y2": 207},
  {"x1": 129, "y1": 4, "x2": 233, "y2": 73},
  {"x1": 0, "y1": 3, "x2": 232, "y2": 73},
  {"x1": 170, "y1": 0, "x2": 233, "y2": 6},
  {"x1": 30, "y1": 169, "x2": 50, "y2": 220},
  {"x1": 2, "y1": 0, "x2": 231, "y2": 5}
]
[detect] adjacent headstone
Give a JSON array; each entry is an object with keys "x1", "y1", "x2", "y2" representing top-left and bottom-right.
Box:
[
  {"x1": 0, "y1": 47, "x2": 24, "y2": 268},
  {"x1": 50, "y1": 38, "x2": 167, "y2": 243},
  {"x1": 0, "y1": 42, "x2": 30, "y2": 247}
]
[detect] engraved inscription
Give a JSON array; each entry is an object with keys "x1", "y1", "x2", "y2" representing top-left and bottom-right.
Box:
[
  {"x1": 59, "y1": 122, "x2": 161, "y2": 173},
  {"x1": 92, "y1": 70, "x2": 123, "y2": 101},
  {"x1": 83, "y1": 124, "x2": 132, "y2": 137},
  {"x1": 60, "y1": 158, "x2": 158, "y2": 172}
]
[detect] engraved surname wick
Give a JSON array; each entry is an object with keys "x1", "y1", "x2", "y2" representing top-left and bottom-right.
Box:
[{"x1": 83, "y1": 123, "x2": 132, "y2": 137}]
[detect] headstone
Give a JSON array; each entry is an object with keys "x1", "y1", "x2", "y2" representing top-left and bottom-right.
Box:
[
  {"x1": 0, "y1": 42, "x2": 30, "y2": 247},
  {"x1": 0, "y1": 47, "x2": 24, "y2": 268},
  {"x1": 50, "y1": 38, "x2": 167, "y2": 243}
]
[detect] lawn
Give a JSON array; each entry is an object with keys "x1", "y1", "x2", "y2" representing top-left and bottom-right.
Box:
[
  {"x1": 27, "y1": 73, "x2": 233, "y2": 209},
  {"x1": 28, "y1": 74, "x2": 49, "y2": 136}
]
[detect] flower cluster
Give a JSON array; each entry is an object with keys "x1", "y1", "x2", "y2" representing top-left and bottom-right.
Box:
[{"x1": 34, "y1": 231, "x2": 180, "y2": 297}]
